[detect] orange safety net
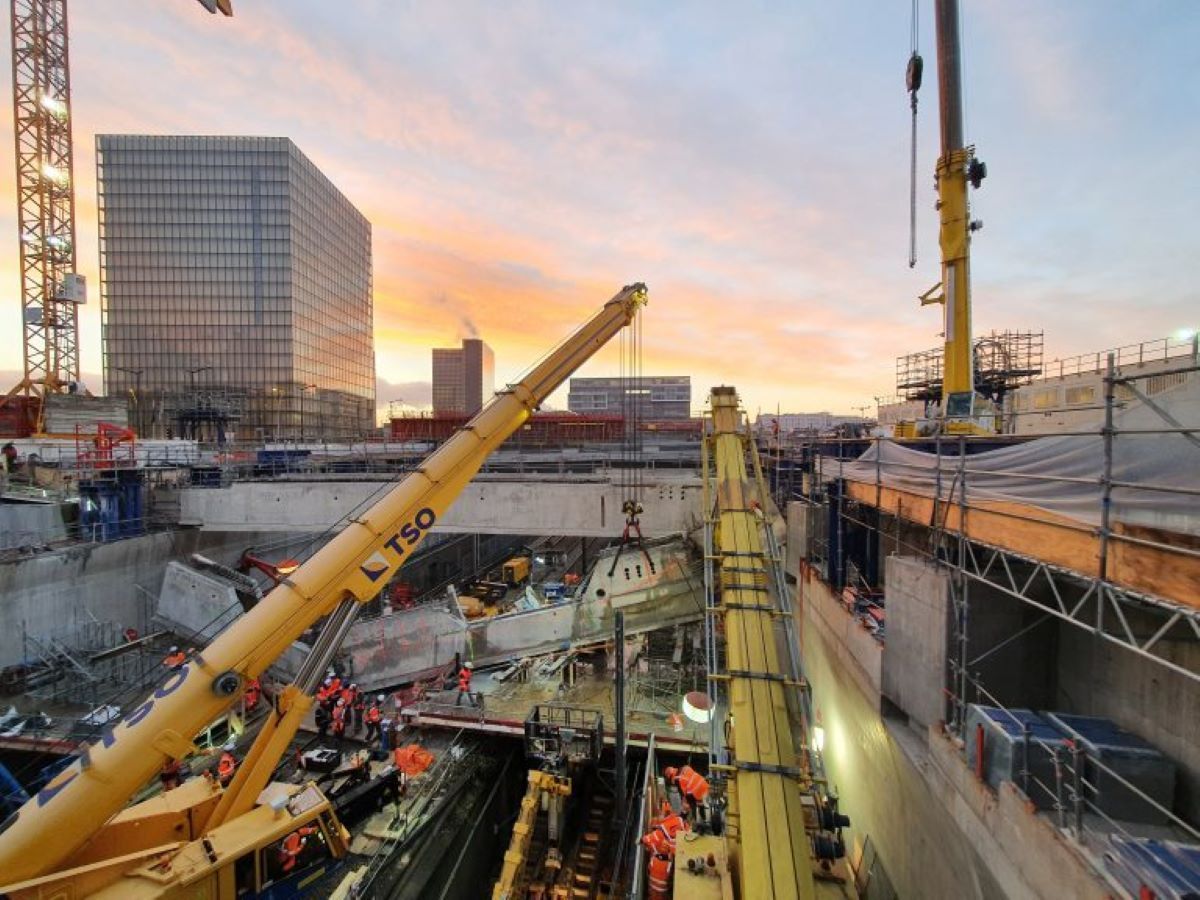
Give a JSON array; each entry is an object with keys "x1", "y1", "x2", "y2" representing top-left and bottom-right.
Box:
[{"x1": 393, "y1": 744, "x2": 435, "y2": 776}]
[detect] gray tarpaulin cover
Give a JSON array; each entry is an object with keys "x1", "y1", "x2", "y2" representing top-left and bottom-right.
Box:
[{"x1": 841, "y1": 382, "x2": 1200, "y2": 536}]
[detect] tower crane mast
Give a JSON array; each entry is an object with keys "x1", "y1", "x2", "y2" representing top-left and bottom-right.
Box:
[{"x1": 7, "y1": 0, "x2": 82, "y2": 409}]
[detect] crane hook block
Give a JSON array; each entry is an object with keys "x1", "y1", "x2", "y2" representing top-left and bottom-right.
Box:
[{"x1": 906, "y1": 53, "x2": 923, "y2": 94}]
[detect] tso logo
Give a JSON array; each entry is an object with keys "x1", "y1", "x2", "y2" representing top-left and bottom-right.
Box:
[
  {"x1": 30, "y1": 663, "x2": 193, "y2": 811},
  {"x1": 359, "y1": 507, "x2": 437, "y2": 581}
]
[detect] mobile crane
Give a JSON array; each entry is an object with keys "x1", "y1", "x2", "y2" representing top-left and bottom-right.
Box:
[{"x1": 0, "y1": 283, "x2": 648, "y2": 897}]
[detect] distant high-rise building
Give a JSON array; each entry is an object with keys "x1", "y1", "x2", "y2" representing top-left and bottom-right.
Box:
[
  {"x1": 431, "y1": 338, "x2": 494, "y2": 415},
  {"x1": 98, "y1": 135, "x2": 374, "y2": 441},
  {"x1": 567, "y1": 376, "x2": 691, "y2": 421}
]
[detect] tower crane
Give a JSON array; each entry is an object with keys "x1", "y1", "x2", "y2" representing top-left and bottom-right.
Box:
[
  {"x1": 0, "y1": 283, "x2": 648, "y2": 897},
  {"x1": 1, "y1": 1, "x2": 231, "y2": 434}
]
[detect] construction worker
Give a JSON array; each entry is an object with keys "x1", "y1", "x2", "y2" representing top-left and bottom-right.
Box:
[
  {"x1": 647, "y1": 852, "x2": 673, "y2": 900},
  {"x1": 244, "y1": 677, "x2": 261, "y2": 713},
  {"x1": 317, "y1": 677, "x2": 335, "y2": 710},
  {"x1": 217, "y1": 742, "x2": 237, "y2": 787},
  {"x1": 641, "y1": 809, "x2": 687, "y2": 857},
  {"x1": 339, "y1": 681, "x2": 356, "y2": 710},
  {"x1": 347, "y1": 750, "x2": 370, "y2": 787},
  {"x1": 162, "y1": 645, "x2": 186, "y2": 670},
  {"x1": 331, "y1": 697, "x2": 348, "y2": 743},
  {"x1": 160, "y1": 758, "x2": 183, "y2": 791},
  {"x1": 664, "y1": 765, "x2": 710, "y2": 820},
  {"x1": 314, "y1": 703, "x2": 331, "y2": 741},
  {"x1": 455, "y1": 661, "x2": 474, "y2": 706},
  {"x1": 365, "y1": 695, "x2": 383, "y2": 744},
  {"x1": 352, "y1": 685, "x2": 365, "y2": 735},
  {"x1": 278, "y1": 824, "x2": 317, "y2": 874}
]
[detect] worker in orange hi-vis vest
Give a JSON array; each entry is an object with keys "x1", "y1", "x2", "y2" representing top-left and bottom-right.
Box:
[
  {"x1": 331, "y1": 698, "x2": 348, "y2": 743},
  {"x1": 647, "y1": 852, "x2": 674, "y2": 900},
  {"x1": 162, "y1": 645, "x2": 186, "y2": 669},
  {"x1": 641, "y1": 810, "x2": 687, "y2": 857},
  {"x1": 664, "y1": 765, "x2": 710, "y2": 821},
  {"x1": 365, "y1": 695, "x2": 383, "y2": 743}
]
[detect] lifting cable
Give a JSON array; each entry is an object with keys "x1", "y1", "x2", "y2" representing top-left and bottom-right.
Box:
[
  {"x1": 906, "y1": 0, "x2": 923, "y2": 269},
  {"x1": 609, "y1": 304, "x2": 649, "y2": 577}
]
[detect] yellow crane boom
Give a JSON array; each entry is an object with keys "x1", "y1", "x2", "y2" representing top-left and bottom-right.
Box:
[{"x1": 0, "y1": 283, "x2": 648, "y2": 888}]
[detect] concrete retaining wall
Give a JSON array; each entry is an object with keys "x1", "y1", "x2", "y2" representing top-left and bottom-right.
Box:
[
  {"x1": 178, "y1": 474, "x2": 702, "y2": 536},
  {"x1": 881, "y1": 556, "x2": 949, "y2": 730},
  {"x1": 0, "y1": 529, "x2": 316, "y2": 669},
  {"x1": 800, "y1": 573, "x2": 1111, "y2": 899},
  {"x1": 0, "y1": 504, "x2": 68, "y2": 550},
  {"x1": 1057, "y1": 622, "x2": 1200, "y2": 822}
]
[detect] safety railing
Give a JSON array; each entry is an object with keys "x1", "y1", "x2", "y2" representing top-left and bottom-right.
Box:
[{"x1": 1044, "y1": 333, "x2": 1199, "y2": 380}]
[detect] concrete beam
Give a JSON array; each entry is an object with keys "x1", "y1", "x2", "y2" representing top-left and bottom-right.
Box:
[{"x1": 178, "y1": 474, "x2": 703, "y2": 537}]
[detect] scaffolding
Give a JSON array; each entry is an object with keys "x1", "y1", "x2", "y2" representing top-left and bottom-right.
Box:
[
  {"x1": 775, "y1": 354, "x2": 1200, "y2": 887},
  {"x1": 896, "y1": 330, "x2": 1044, "y2": 403},
  {"x1": 18, "y1": 587, "x2": 159, "y2": 711}
]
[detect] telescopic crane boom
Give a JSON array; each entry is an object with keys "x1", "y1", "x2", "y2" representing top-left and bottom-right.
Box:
[{"x1": 0, "y1": 283, "x2": 648, "y2": 893}]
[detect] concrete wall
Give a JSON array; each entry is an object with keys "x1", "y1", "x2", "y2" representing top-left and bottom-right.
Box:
[
  {"x1": 881, "y1": 556, "x2": 949, "y2": 730},
  {"x1": 0, "y1": 532, "x2": 176, "y2": 667},
  {"x1": 177, "y1": 474, "x2": 702, "y2": 537},
  {"x1": 0, "y1": 504, "x2": 68, "y2": 550},
  {"x1": 800, "y1": 573, "x2": 1112, "y2": 899},
  {"x1": 0, "y1": 529, "x2": 317, "y2": 668},
  {"x1": 797, "y1": 565, "x2": 882, "y2": 704},
  {"x1": 1056, "y1": 621, "x2": 1200, "y2": 822},
  {"x1": 785, "y1": 500, "x2": 816, "y2": 576}
]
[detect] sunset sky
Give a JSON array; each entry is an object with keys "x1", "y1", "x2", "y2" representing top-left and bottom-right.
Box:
[{"x1": 0, "y1": 1, "x2": 1196, "y2": 420}]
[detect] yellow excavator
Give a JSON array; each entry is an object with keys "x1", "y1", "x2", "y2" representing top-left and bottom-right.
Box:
[{"x1": 0, "y1": 283, "x2": 648, "y2": 898}]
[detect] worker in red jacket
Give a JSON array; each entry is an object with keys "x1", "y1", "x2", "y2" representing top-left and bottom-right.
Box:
[{"x1": 454, "y1": 661, "x2": 474, "y2": 706}]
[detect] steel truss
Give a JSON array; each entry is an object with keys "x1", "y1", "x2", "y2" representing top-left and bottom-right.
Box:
[{"x1": 949, "y1": 535, "x2": 1200, "y2": 685}]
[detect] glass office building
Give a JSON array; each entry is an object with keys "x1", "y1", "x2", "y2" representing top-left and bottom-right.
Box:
[{"x1": 98, "y1": 135, "x2": 374, "y2": 441}]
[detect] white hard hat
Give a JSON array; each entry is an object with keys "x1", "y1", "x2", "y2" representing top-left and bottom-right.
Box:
[
  {"x1": 350, "y1": 682, "x2": 357, "y2": 689},
  {"x1": 170, "y1": 645, "x2": 179, "y2": 653},
  {"x1": 223, "y1": 740, "x2": 236, "y2": 752},
  {"x1": 377, "y1": 695, "x2": 385, "y2": 703},
  {"x1": 464, "y1": 661, "x2": 473, "y2": 669},
  {"x1": 337, "y1": 698, "x2": 345, "y2": 706},
  {"x1": 323, "y1": 677, "x2": 332, "y2": 685}
]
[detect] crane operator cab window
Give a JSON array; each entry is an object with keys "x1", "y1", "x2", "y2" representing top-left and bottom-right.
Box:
[{"x1": 242, "y1": 815, "x2": 334, "y2": 893}]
